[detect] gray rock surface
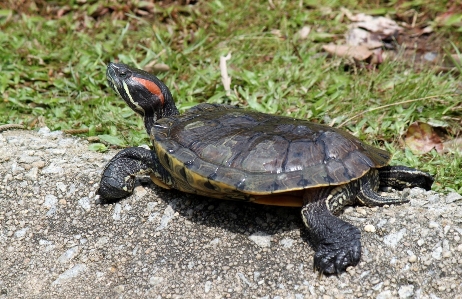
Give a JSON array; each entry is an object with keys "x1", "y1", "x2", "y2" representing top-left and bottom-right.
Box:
[{"x1": 1, "y1": 129, "x2": 461, "y2": 298}]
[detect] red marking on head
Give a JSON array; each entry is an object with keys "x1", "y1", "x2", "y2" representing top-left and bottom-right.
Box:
[{"x1": 133, "y1": 77, "x2": 165, "y2": 106}]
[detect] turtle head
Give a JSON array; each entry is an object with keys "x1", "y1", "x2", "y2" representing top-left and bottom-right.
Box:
[{"x1": 106, "y1": 62, "x2": 179, "y2": 134}]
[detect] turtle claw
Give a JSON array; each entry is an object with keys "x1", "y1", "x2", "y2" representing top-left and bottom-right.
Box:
[
  {"x1": 97, "y1": 176, "x2": 134, "y2": 202},
  {"x1": 313, "y1": 229, "x2": 361, "y2": 275}
]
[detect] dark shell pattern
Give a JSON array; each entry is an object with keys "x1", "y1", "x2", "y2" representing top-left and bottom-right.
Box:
[{"x1": 151, "y1": 103, "x2": 391, "y2": 197}]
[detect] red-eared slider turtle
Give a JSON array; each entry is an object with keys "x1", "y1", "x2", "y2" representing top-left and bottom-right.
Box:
[{"x1": 98, "y1": 62, "x2": 433, "y2": 274}]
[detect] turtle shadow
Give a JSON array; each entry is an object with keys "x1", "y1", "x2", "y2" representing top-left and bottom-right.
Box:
[
  {"x1": 153, "y1": 180, "x2": 317, "y2": 251},
  {"x1": 165, "y1": 188, "x2": 303, "y2": 237},
  {"x1": 99, "y1": 178, "x2": 316, "y2": 249}
]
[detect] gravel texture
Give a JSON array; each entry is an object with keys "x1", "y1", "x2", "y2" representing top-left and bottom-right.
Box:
[{"x1": 1, "y1": 128, "x2": 461, "y2": 299}]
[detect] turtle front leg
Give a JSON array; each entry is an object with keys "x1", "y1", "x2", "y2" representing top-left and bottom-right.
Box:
[
  {"x1": 98, "y1": 147, "x2": 169, "y2": 202},
  {"x1": 301, "y1": 186, "x2": 361, "y2": 274}
]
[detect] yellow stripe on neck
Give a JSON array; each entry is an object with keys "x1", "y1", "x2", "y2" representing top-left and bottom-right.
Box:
[{"x1": 122, "y1": 81, "x2": 145, "y2": 114}]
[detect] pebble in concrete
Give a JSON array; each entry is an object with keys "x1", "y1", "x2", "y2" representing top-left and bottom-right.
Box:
[
  {"x1": 398, "y1": 285, "x2": 414, "y2": 299},
  {"x1": 156, "y1": 205, "x2": 175, "y2": 231},
  {"x1": 249, "y1": 231, "x2": 272, "y2": 248},
  {"x1": 113, "y1": 204, "x2": 122, "y2": 220},
  {"x1": 279, "y1": 238, "x2": 294, "y2": 248},
  {"x1": 204, "y1": 281, "x2": 212, "y2": 293},
  {"x1": 149, "y1": 276, "x2": 163, "y2": 286},
  {"x1": 78, "y1": 197, "x2": 91, "y2": 211},
  {"x1": 43, "y1": 194, "x2": 58, "y2": 216},
  {"x1": 58, "y1": 246, "x2": 80, "y2": 263},
  {"x1": 383, "y1": 228, "x2": 406, "y2": 247},
  {"x1": 52, "y1": 264, "x2": 87, "y2": 285},
  {"x1": 446, "y1": 192, "x2": 462, "y2": 203},
  {"x1": 364, "y1": 224, "x2": 376, "y2": 232}
]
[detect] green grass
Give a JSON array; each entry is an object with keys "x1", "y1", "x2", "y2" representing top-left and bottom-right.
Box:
[{"x1": 0, "y1": 0, "x2": 461, "y2": 193}]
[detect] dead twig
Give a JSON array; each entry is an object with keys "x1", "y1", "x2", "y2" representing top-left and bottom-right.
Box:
[
  {"x1": 220, "y1": 53, "x2": 232, "y2": 96},
  {"x1": 63, "y1": 128, "x2": 104, "y2": 135},
  {"x1": 0, "y1": 124, "x2": 25, "y2": 132}
]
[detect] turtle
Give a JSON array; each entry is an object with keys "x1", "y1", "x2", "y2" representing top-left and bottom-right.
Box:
[{"x1": 98, "y1": 62, "x2": 434, "y2": 274}]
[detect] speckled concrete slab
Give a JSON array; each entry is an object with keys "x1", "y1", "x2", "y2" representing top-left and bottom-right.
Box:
[{"x1": 1, "y1": 129, "x2": 461, "y2": 299}]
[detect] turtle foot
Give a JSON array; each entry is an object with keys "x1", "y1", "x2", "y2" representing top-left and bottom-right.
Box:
[
  {"x1": 97, "y1": 147, "x2": 154, "y2": 202},
  {"x1": 313, "y1": 225, "x2": 361, "y2": 274},
  {"x1": 301, "y1": 200, "x2": 362, "y2": 275}
]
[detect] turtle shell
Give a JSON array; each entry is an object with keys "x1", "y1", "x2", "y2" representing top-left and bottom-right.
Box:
[{"x1": 151, "y1": 103, "x2": 390, "y2": 203}]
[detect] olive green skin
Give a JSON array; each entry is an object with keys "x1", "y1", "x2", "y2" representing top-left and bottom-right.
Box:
[{"x1": 151, "y1": 103, "x2": 390, "y2": 205}]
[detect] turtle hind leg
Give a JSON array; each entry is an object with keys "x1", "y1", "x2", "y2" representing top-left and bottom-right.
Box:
[
  {"x1": 379, "y1": 165, "x2": 434, "y2": 191},
  {"x1": 302, "y1": 186, "x2": 361, "y2": 275},
  {"x1": 98, "y1": 147, "x2": 159, "y2": 203},
  {"x1": 357, "y1": 169, "x2": 410, "y2": 207}
]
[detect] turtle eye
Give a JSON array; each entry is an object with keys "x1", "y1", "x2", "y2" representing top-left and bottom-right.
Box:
[{"x1": 117, "y1": 68, "x2": 130, "y2": 79}]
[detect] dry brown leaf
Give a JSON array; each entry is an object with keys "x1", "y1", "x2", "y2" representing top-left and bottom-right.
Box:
[
  {"x1": 422, "y1": 26, "x2": 434, "y2": 34},
  {"x1": 152, "y1": 64, "x2": 170, "y2": 72},
  {"x1": 297, "y1": 26, "x2": 311, "y2": 40},
  {"x1": 323, "y1": 44, "x2": 373, "y2": 61},
  {"x1": 342, "y1": 9, "x2": 403, "y2": 33},
  {"x1": 442, "y1": 137, "x2": 462, "y2": 153},
  {"x1": 405, "y1": 122, "x2": 444, "y2": 154},
  {"x1": 339, "y1": 10, "x2": 404, "y2": 66},
  {"x1": 354, "y1": 15, "x2": 403, "y2": 35},
  {"x1": 347, "y1": 28, "x2": 385, "y2": 49},
  {"x1": 342, "y1": 9, "x2": 403, "y2": 36}
]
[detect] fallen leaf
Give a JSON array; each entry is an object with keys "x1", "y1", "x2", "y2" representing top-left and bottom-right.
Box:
[
  {"x1": 334, "y1": 10, "x2": 404, "y2": 67},
  {"x1": 323, "y1": 44, "x2": 373, "y2": 61},
  {"x1": 442, "y1": 138, "x2": 462, "y2": 153},
  {"x1": 297, "y1": 26, "x2": 311, "y2": 40},
  {"x1": 422, "y1": 26, "x2": 433, "y2": 34},
  {"x1": 405, "y1": 122, "x2": 444, "y2": 154},
  {"x1": 353, "y1": 15, "x2": 403, "y2": 35},
  {"x1": 346, "y1": 27, "x2": 385, "y2": 50},
  {"x1": 144, "y1": 60, "x2": 170, "y2": 73},
  {"x1": 152, "y1": 64, "x2": 170, "y2": 72}
]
